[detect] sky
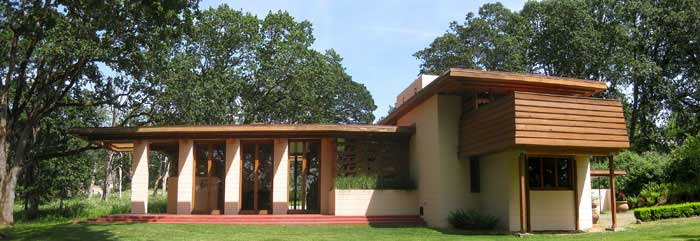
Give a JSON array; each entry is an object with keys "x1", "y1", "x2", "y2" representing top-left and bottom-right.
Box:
[{"x1": 199, "y1": 0, "x2": 528, "y2": 121}]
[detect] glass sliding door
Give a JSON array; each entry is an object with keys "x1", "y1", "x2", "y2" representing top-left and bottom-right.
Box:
[
  {"x1": 240, "y1": 142, "x2": 274, "y2": 214},
  {"x1": 193, "y1": 142, "x2": 225, "y2": 214},
  {"x1": 288, "y1": 140, "x2": 321, "y2": 213}
]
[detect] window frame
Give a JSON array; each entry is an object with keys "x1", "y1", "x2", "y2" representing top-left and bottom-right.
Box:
[{"x1": 527, "y1": 156, "x2": 575, "y2": 191}]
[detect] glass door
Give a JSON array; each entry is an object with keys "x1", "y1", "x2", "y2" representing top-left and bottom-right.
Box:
[
  {"x1": 288, "y1": 140, "x2": 321, "y2": 213},
  {"x1": 241, "y1": 142, "x2": 274, "y2": 214},
  {"x1": 193, "y1": 143, "x2": 225, "y2": 214}
]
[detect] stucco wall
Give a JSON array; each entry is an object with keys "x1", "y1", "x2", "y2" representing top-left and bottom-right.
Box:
[
  {"x1": 272, "y1": 138, "x2": 289, "y2": 214},
  {"x1": 479, "y1": 149, "x2": 520, "y2": 231},
  {"x1": 334, "y1": 189, "x2": 418, "y2": 216},
  {"x1": 397, "y1": 95, "x2": 441, "y2": 225},
  {"x1": 576, "y1": 155, "x2": 593, "y2": 230},
  {"x1": 530, "y1": 191, "x2": 575, "y2": 231},
  {"x1": 224, "y1": 139, "x2": 241, "y2": 214},
  {"x1": 396, "y1": 94, "x2": 479, "y2": 228}
]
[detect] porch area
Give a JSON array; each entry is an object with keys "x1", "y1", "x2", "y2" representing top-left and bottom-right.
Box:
[{"x1": 70, "y1": 124, "x2": 416, "y2": 222}]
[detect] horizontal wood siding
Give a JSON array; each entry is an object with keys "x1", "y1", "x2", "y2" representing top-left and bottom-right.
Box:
[
  {"x1": 513, "y1": 92, "x2": 630, "y2": 149},
  {"x1": 459, "y1": 91, "x2": 630, "y2": 157},
  {"x1": 459, "y1": 95, "x2": 516, "y2": 158}
]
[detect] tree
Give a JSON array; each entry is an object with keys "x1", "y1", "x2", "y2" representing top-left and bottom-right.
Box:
[
  {"x1": 149, "y1": 6, "x2": 376, "y2": 125},
  {"x1": 414, "y1": 3, "x2": 528, "y2": 74},
  {"x1": 414, "y1": 0, "x2": 700, "y2": 152},
  {"x1": 0, "y1": 0, "x2": 196, "y2": 225}
]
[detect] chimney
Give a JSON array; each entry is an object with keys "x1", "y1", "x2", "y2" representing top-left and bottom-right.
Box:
[{"x1": 395, "y1": 74, "x2": 438, "y2": 108}]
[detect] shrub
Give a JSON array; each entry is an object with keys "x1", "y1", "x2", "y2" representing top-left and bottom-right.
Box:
[
  {"x1": 668, "y1": 183, "x2": 700, "y2": 203},
  {"x1": 334, "y1": 175, "x2": 416, "y2": 190},
  {"x1": 448, "y1": 209, "x2": 499, "y2": 230},
  {"x1": 627, "y1": 195, "x2": 641, "y2": 209},
  {"x1": 639, "y1": 183, "x2": 670, "y2": 207},
  {"x1": 634, "y1": 202, "x2": 700, "y2": 221}
]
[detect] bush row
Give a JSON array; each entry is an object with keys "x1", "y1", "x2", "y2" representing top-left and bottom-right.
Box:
[
  {"x1": 634, "y1": 202, "x2": 700, "y2": 221},
  {"x1": 334, "y1": 175, "x2": 416, "y2": 190}
]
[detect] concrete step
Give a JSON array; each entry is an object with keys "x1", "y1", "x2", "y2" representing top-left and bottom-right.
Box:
[{"x1": 86, "y1": 214, "x2": 425, "y2": 226}]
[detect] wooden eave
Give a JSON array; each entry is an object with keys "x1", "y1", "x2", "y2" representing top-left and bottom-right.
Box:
[
  {"x1": 591, "y1": 169, "x2": 627, "y2": 176},
  {"x1": 380, "y1": 68, "x2": 608, "y2": 125},
  {"x1": 70, "y1": 124, "x2": 414, "y2": 151}
]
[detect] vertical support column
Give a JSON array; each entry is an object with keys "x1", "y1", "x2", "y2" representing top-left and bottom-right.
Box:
[
  {"x1": 320, "y1": 138, "x2": 336, "y2": 214},
  {"x1": 518, "y1": 152, "x2": 527, "y2": 233},
  {"x1": 177, "y1": 139, "x2": 194, "y2": 214},
  {"x1": 609, "y1": 155, "x2": 617, "y2": 230},
  {"x1": 224, "y1": 139, "x2": 241, "y2": 214},
  {"x1": 577, "y1": 156, "x2": 593, "y2": 230},
  {"x1": 272, "y1": 138, "x2": 289, "y2": 214},
  {"x1": 131, "y1": 141, "x2": 149, "y2": 214}
]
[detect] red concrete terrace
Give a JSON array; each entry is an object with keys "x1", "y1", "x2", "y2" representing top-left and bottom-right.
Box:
[{"x1": 87, "y1": 214, "x2": 426, "y2": 225}]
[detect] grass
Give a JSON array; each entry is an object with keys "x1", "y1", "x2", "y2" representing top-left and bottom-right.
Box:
[
  {"x1": 3, "y1": 193, "x2": 700, "y2": 240},
  {"x1": 12, "y1": 191, "x2": 166, "y2": 224},
  {"x1": 2, "y1": 217, "x2": 700, "y2": 240}
]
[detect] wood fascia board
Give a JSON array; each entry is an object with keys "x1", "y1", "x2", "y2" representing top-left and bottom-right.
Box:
[
  {"x1": 449, "y1": 68, "x2": 607, "y2": 93},
  {"x1": 70, "y1": 124, "x2": 415, "y2": 142}
]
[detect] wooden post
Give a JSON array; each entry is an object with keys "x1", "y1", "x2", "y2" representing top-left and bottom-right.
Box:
[
  {"x1": 572, "y1": 158, "x2": 579, "y2": 231},
  {"x1": 518, "y1": 153, "x2": 527, "y2": 233},
  {"x1": 609, "y1": 155, "x2": 617, "y2": 230}
]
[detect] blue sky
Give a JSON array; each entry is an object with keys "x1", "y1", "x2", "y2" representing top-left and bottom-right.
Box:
[{"x1": 200, "y1": 0, "x2": 527, "y2": 120}]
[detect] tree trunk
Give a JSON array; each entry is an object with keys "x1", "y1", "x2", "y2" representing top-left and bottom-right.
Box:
[
  {"x1": 0, "y1": 167, "x2": 20, "y2": 226},
  {"x1": 628, "y1": 78, "x2": 640, "y2": 147},
  {"x1": 162, "y1": 158, "x2": 169, "y2": 197},
  {"x1": 118, "y1": 164, "x2": 122, "y2": 199},
  {"x1": 101, "y1": 151, "x2": 114, "y2": 200},
  {"x1": 152, "y1": 155, "x2": 167, "y2": 197}
]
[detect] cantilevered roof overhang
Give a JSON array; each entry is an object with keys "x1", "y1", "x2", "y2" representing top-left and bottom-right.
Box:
[
  {"x1": 69, "y1": 124, "x2": 414, "y2": 152},
  {"x1": 380, "y1": 68, "x2": 608, "y2": 125}
]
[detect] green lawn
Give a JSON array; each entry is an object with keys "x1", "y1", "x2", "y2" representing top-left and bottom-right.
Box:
[{"x1": 3, "y1": 217, "x2": 700, "y2": 241}]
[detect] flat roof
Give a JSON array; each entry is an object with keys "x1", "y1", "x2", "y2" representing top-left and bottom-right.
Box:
[
  {"x1": 70, "y1": 124, "x2": 414, "y2": 151},
  {"x1": 380, "y1": 68, "x2": 608, "y2": 125}
]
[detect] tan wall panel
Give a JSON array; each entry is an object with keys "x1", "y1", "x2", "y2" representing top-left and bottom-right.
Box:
[
  {"x1": 224, "y1": 139, "x2": 241, "y2": 214},
  {"x1": 530, "y1": 191, "x2": 576, "y2": 231},
  {"x1": 334, "y1": 190, "x2": 418, "y2": 216}
]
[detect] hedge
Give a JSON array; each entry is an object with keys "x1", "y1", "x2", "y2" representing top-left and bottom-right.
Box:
[{"x1": 634, "y1": 202, "x2": 700, "y2": 221}]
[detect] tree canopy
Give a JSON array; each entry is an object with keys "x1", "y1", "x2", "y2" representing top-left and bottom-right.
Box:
[
  {"x1": 415, "y1": 0, "x2": 700, "y2": 152},
  {"x1": 149, "y1": 6, "x2": 376, "y2": 125}
]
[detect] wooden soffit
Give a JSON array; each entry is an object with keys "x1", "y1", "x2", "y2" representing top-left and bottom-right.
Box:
[
  {"x1": 380, "y1": 68, "x2": 608, "y2": 125},
  {"x1": 70, "y1": 124, "x2": 414, "y2": 144}
]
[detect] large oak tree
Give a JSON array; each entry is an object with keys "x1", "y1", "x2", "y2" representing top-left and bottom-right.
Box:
[{"x1": 0, "y1": 0, "x2": 196, "y2": 225}]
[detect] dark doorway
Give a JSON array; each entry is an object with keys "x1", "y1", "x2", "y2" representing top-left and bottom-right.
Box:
[{"x1": 288, "y1": 140, "x2": 321, "y2": 213}]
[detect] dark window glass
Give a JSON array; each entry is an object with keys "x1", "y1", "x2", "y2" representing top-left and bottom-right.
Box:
[
  {"x1": 470, "y1": 157, "x2": 480, "y2": 193},
  {"x1": 528, "y1": 158, "x2": 541, "y2": 188},
  {"x1": 558, "y1": 159, "x2": 572, "y2": 188},
  {"x1": 528, "y1": 157, "x2": 574, "y2": 190},
  {"x1": 542, "y1": 158, "x2": 556, "y2": 188}
]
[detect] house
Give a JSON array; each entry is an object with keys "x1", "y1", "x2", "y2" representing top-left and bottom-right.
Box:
[{"x1": 70, "y1": 68, "x2": 629, "y2": 232}]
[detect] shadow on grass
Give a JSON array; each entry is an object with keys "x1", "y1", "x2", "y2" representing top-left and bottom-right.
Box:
[
  {"x1": 671, "y1": 235, "x2": 700, "y2": 241},
  {"x1": 367, "y1": 224, "x2": 510, "y2": 238},
  {"x1": 1, "y1": 223, "x2": 138, "y2": 241}
]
